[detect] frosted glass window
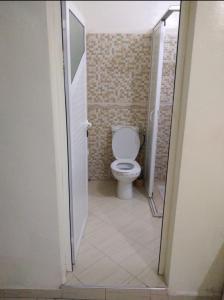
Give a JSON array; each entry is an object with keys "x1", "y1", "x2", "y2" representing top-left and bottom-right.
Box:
[{"x1": 69, "y1": 10, "x2": 85, "y2": 82}]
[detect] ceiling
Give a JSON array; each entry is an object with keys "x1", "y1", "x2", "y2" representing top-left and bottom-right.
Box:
[{"x1": 74, "y1": 1, "x2": 180, "y2": 33}]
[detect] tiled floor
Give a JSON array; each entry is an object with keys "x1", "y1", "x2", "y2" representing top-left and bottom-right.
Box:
[{"x1": 65, "y1": 180, "x2": 165, "y2": 288}]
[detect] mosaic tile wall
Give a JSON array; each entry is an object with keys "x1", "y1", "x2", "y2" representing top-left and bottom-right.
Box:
[
  {"x1": 87, "y1": 34, "x2": 151, "y2": 180},
  {"x1": 154, "y1": 33, "x2": 178, "y2": 181},
  {"x1": 87, "y1": 32, "x2": 177, "y2": 181}
]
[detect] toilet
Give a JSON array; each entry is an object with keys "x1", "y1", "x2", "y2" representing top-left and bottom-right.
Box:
[{"x1": 110, "y1": 125, "x2": 141, "y2": 200}]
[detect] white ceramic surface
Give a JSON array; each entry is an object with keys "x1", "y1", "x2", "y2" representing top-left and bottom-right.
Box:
[
  {"x1": 111, "y1": 126, "x2": 141, "y2": 199},
  {"x1": 112, "y1": 127, "x2": 140, "y2": 160}
]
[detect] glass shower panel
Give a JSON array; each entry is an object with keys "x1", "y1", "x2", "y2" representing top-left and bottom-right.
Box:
[{"x1": 144, "y1": 21, "x2": 165, "y2": 216}]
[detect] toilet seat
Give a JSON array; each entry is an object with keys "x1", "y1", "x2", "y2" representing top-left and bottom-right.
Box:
[
  {"x1": 112, "y1": 127, "x2": 140, "y2": 160},
  {"x1": 111, "y1": 159, "x2": 141, "y2": 175}
]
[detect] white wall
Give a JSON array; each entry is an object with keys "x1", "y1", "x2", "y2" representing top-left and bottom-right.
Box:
[
  {"x1": 74, "y1": 1, "x2": 179, "y2": 33},
  {"x1": 165, "y1": 1, "x2": 224, "y2": 296},
  {"x1": 1, "y1": 0, "x2": 224, "y2": 294},
  {"x1": 0, "y1": 1, "x2": 69, "y2": 288}
]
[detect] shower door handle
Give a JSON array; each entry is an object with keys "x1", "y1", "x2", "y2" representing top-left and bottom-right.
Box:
[{"x1": 84, "y1": 121, "x2": 92, "y2": 138}]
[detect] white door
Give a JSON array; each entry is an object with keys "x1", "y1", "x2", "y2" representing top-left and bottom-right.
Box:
[
  {"x1": 145, "y1": 21, "x2": 165, "y2": 198},
  {"x1": 62, "y1": 1, "x2": 88, "y2": 264}
]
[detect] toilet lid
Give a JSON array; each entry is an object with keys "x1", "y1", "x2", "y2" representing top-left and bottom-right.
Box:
[{"x1": 112, "y1": 127, "x2": 140, "y2": 160}]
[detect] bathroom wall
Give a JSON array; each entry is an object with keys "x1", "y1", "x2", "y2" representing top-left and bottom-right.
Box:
[
  {"x1": 154, "y1": 29, "x2": 178, "y2": 181},
  {"x1": 165, "y1": 1, "x2": 224, "y2": 295},
  {"x1": 0, "y1": 1, "x2": 68, "y2": 288},
  {"x1": 87, "y1": 34, "x2": 151, "y2": 180}
]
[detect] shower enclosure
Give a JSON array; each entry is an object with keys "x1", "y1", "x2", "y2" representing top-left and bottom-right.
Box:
[{"x1": 145, "y1": 6, "x2": 180, "y2": 217}]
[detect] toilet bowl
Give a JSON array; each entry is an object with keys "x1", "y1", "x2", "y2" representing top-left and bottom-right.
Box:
[
  {"x1": 111, "y1": 159, "x2": 141, "y2": 199},
  {"x1": 110, "y1": 126, "x2": 141, "y2": 200}
]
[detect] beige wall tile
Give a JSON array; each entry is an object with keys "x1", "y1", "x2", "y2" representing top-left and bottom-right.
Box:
[
  {"x1": 154, "y1": 35, "x2": 178, "y2": 181},
  {"x1": 87, "y1": 34, "x2": 151, "y2": 180},
  {"x1": 87, "y1": 32, "x2": 177, "y2": 182}
]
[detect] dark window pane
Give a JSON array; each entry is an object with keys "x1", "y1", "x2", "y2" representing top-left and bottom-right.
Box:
[{"x1": 69, "y1": 10, "x2": 85, "y2": 82}]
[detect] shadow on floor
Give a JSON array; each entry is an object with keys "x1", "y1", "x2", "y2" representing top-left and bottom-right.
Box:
[
  {"x1": 199, "y1": 242, "x2": 224, "y2": 296},
  {"x1": 90, "y1": 179, "x2": 116, "y2": 197}
]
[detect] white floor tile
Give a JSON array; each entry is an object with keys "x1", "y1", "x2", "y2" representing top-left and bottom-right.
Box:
[
  {"x1": 118, "y1": 252, "x2": 150, "y2": 276},
  {"x1": 73, "y1": 244, "x2": 105, "y2": 275},
  {"x1": 136, "y1": 267, "x2": 166, "y2": 288},
  {"x1": 65, "y1": 181, "x2": 164, "y2": 288},
  {"x1": 99, "y1": 267, "x2": 133, "y2": 286},
  {"x1": 75, "y1": 256, "x2": 119, "y2": 286},
  {"x1": 123, "y1": 276, "x2": 147, "y2": 288}
]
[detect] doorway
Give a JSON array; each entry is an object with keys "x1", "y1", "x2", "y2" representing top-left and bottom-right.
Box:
[{"x1": 62, "y1": 1, "x2": 180, "y2": 288}]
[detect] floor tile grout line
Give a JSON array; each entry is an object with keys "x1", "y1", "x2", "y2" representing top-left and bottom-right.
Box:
[
  {"x1": 74, "y1": 241, "x2": 163, "y2": 286},
  {"x1": 70, "y1": 252, "x2": 108, "y2": 280},
  {"x1": 71, "y1": 238, "x2": 164, "y2": 288},
  {"x1": 86, "y1": 235, "x2": 157, "y2": 276},
  {"x1": 72, "y1": 250, "x2": 132, "y2": 286},
  {"x1": 66, "y1": 181, "x2": 165, "y2": 288},
  {"x1": 84, "y1": 219, "x2": 161, "y2": 249},
  {"x1": 70, "y1": 249, "x2": 163, "y2": 286}
]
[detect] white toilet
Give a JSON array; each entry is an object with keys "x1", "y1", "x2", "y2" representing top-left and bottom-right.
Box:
[{"x1": 110, "y1": 125, "x2": 141, "y2": 200}]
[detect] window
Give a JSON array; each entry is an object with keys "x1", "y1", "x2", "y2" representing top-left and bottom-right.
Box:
[{"x1": 69, "y1": 10, "x2": 85, "y2": 82}]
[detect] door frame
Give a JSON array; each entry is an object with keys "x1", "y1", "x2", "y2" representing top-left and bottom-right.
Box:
[
  {"x1": 61, "y1": 0, "x2": 74, "y2": 268},
  {"x1": 158, "y1": 1, "x2": 195, "y2": 275},
  {"x1": 61, "y1": 1, "x2": 87, "y2": 266},
  {"x1": 146, "y1": 21, "x2": 165, "y2": 199},
  {"x1": 144, "y1": 21, "x2": 165, "y2": 221},
  {"x1": 54, "y1": 0, "x2": 192, "y2": 282}
]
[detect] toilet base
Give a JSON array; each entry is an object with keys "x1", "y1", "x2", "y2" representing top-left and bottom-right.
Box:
[{"x1": 117, "y1": 181, "x2": 133, "y2": 200}]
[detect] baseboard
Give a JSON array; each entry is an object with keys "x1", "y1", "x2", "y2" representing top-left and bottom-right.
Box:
[
  {"x1": 168, "y1": 290, "x2": 221, "y2": 300},
  {"x1": 169, "y1": 296, "x2": 220, "y2": 300},
  {"x1": 0, "y1": 288, "x2": 221, "y2": 300}
]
